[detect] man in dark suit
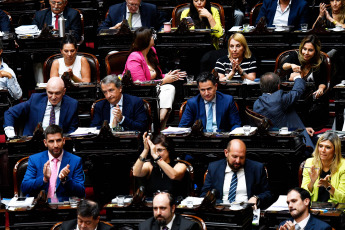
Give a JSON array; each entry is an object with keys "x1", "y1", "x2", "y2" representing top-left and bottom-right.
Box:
[
  {"x1": 179, "y1": 72, "x2": 241, "y2": 132},
  {"x1": 98, "y1": 0, "x2": 163, "y2": 31},
  {"x1": 253, "y1": 72, "x2": 314, "y2": 147},
  {"x1": 90, "y1": 75, "x2": 147, "y2": 132},
  {"x1": 4, "y1": 77, "x2": 78, "y2": 138},
  {"x1": 255, "y1": 0, "x2": 309, "y2": 30},
  {"x1": 201, "y1": 139, "x2": 274, "y2": 209},
  {"x1": 61, "y1": 199, "x2": 114, "y2": 230},
  {"x1": 139, "y1": 192, "x2": 199, "y2": 230},
  {"x1": 279, "y1": 187, "x2": 331, "y2": 230},
  {"x1": 0, "y1": 9, "x2": 10, "y2": 31},
  {"x1": 21, "y1": 125, "x2": 84, "y2": 201},
  {"x1": 32, "y1": 0, "x2": 81, "y2": 41}
]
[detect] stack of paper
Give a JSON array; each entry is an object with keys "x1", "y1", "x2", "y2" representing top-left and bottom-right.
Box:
[
  {"x1": 7, "y1": 197, "x2": 34, "y2": 208},
  {"x1": 180, "y1": 197, "x2": 203, "y2": 206},
  {"x1": 69, "y1": 127, "x2": 99, "y2": 136},
  {"x1": 229, "y1": 127, "x2": 257, "y2": 135},
  {"x1": 265, "y1": 195, "x2": 288, "y2": 211},
  {"x1": 15, "y1": 25, "x2": 40, "y2": 35},
  {"x1": 161, "y1": 127, "x2": 191, "y2": 135}
]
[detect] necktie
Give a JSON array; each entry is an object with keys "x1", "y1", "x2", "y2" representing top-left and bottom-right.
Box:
[
  {"x1": 49, "y1": 105, "x2": 56, "y2": 125},
  {"x1": 228, "y1": 171, "x2": 237, "y2": 203},
  {"x1": 162, "y1": 226, "x2": 168, "y2": 230},
  {"x1": 55, "y1": 14, "x2": 59, "y2": 30},
  {"x1": 295, "y1": 224, "x2": 301, "y2": 230},
  {"x1": 128, "y1": 12, "x2": 133, "y2": 28},
  {"x1": 206, "y1": 101, "x2": 214, "y2": 132},
  {"x1": 48, "y1": 158, "x2": 59, "y2": 203}
]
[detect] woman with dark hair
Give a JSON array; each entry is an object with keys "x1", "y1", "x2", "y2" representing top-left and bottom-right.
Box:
[
  {"x1": 50, "y1": 34, "x2": 91, "y2": 83},
  {"x1": 180, "y1": 0, "x2": 223, "y2": 49},
  {"x1": 302, "y1": 132, "x2": 345, "y2": 203},
  {"x1": 132, "y1": 132, "x2": 187, "y2": 197},
  {"x1": 313, "y1": 0, "x2": 345, "y2": 29},
  {"x1": 124, "y1": 27, "x2": 185, "y2": 129},
  {"x1": 281, "y1": 34, "x2": 327, "y2": 99},
  {"x1": 215, "y1": 33, "x2": 256, "y2": 81}
]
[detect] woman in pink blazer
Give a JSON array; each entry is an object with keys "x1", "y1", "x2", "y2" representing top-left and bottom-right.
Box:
[{"x1": 124, "y1": 27, "x2": 186, "y2": 129}]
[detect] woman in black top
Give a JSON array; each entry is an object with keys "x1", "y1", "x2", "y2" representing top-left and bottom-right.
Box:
[
  {"x1": 132, "y1": 132, "x2": 187, "y2": 197},
  {"x1": 313, "y1": 0, "x2": 345, "y2": 29},
  {"x1": 282, "y1": 34, "x2": 327, "y2": 99}
]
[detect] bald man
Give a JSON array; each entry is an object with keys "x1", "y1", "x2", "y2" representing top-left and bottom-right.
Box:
[
  {"x1": 201, "y1": 139, "x2": 275, "y2": 209},
  {"x1": 4, "y1": 77, "x2": 78, "y2": 138}
]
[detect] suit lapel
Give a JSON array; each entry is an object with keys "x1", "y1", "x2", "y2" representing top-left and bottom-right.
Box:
[
  {"x1": 45, "y1": 10, "x2": 52, "y2": 26},
  {"x1": 215, "y1": 93, "x2": 222, "y2": 129},
  {"x1": 305, "y1": 215, "x2": 315, "y2": 230},
  {"x1": 59, "y1": 97, "x2": 67, "y2": 126},
  {"x1": 122, "y1": 94, "x2": 129, "y2": 118},
  {"x1": 244, "y1": 160, "x2": 253, "y2": 198},
  {"x1": 198, "y1": 98, "x2": 206, "y2": 130},
  {"x1": 139, "y1": 5, "x2": 147, "y2": 27},
  {"x1": 38, "y1": 96, "x2": 48, "y2": 124},
  {"x1": 218, "y1": 159, "x2": 227, "y2": 198},
  {"x1": 171, "y1": 215, "x2": 181, "y2": 230},
  {"x1": 104, "y1": 101, "x2": 111, "y2": 122}
]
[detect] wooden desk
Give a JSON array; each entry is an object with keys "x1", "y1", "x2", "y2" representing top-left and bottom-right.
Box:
[
  {"x1": 0, "y1": 208, "x2": 5, "y2": 229},
  {"x1": 105, "y1": 202, "x2": 253, "y2": 230}
]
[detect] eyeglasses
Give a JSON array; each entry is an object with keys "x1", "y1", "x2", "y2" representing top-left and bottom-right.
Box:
[
  {"x1": 50, "y1": 1, "x2": 64, "y2": 6},
  {"x1": 156, "y1": 148, "x2": 166, "y2": 153}
]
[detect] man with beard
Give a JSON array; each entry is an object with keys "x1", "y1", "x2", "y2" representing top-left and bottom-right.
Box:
[
  {"x1": 201, "y1": 139, "x2": 274, "y2": 209},
  {"x1": 279, "y1": 187, "x2": 331, "y2": 230},
  {"x1": 21, "y1": 125, "x2": 84, "y2": 201},
  {"x1": 139, "y1": 192, "x2": 199, "y2": 230}
]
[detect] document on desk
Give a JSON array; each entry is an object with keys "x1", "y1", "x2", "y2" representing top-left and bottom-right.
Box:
[
  {"x1": 7, "y1": 197, "x2": 34, "y2": 208},
  {"x1": 266, "y1": 195, "x2": 289, "y2": 211},
  {"x1": 229, "y1": 127, "x2": 257, "y2": 135},
  {"x1": 69, "y1": 127, "x2": 99, "y2": 136},
  {"x1": 161, "y1": 127, "x2": 191, "y2": 135}
]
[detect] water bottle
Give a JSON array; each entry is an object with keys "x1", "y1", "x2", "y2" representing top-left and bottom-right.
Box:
[{"x1": 58, "y1": 15, "x2": 65, "y2": 37}]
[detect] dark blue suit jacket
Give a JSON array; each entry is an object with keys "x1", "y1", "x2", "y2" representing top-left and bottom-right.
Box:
[
  {"x1": 90, "y1": 94, "x2": 147, "y2": 132},
  {"x1": 279, "y1": 215, "x2": 332, "y2": 230},
  {"x1": 255, "y1": 0, "x2": 309, "y2": 29},
  {"x1": 179, "y1": 92, "x2": 241, "y2": 132},
  {"x1": 0, "y1": 9, "x2": 10, "y2": 31},
  {"x1": 201, "y1": 158, "x2": 274, "y2": 209},
  {"x1": 21, "y1": 150, "x2": 85, "y2": 200},
  {"x1": 4, "y1": 93, "x2": 79, "y2": 136},
  {"x1": 98, "y1": 2, "x2": 162, "y2": 31},
  {"x1": 139, "y1": 214, "x2": 199, "y2": 230},
  {"x1": 32, "y1": 7, "x2": 81, "y2": 41}
]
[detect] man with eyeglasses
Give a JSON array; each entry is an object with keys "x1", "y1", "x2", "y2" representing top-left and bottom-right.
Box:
[
  {"x1": 98, "y1": 0, "x2": 163, "y2": 31},
  {"x1": 139, "y1": 192, "x2": 199, "y2": 230},
  {"x1": 4, "y1": 77, "x2": 78, "y2": 138},
  {"x1": 32, "y1": 0, "x2": 81, "y2": 41}
]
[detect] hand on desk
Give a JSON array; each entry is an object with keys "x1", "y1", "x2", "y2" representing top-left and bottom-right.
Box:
[{"x1": 279, "y1": 220, "x2": 297, "y2": 230}]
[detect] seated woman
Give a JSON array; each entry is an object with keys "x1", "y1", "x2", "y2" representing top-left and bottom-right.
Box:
[
  {"x1": 302, "y1": 132, "x2": 345, "y2": 203},
  {"x1": 50, "y1": 34, "x2": 91, "y2": 83},
  {"x1": 281, "y1": 34, "x2": 327, "y2": 99},
  {"x1": 132, "y1": 132, "x2": 188, "y2": 197},
  {"x1": 180, "y1": 0, "x2": 224, "y2": 49},
  {"x1": 215, "y1": 33, "x2": 256, "y2": 81},
  {"x1": 123, "y1": 27, "x2": 185, "y2": 129},
  {"x1": 313, "y1": 0, "x2": 345, "y2": 29}
]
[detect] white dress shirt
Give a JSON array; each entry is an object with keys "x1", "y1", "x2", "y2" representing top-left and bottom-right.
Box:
[
  {"x1": 51, "y1": 12, "x2": 63, "y2": 29},
  {"x1": 273, "y1": 0, "x2": 291, "y2": 26},
  {"x1": 222, "y1": 163, "x2": 248, "y2": 202},
  {"x1": 161, "y1": 214, "x2": 176, "y2": 230},
  {"x1": 204, "y1": 96, "x2": 217, "y2": 132},
  {"x1": 126, "y1": 7, "x2": 142, "y2": 28},
  {"x1": 42, "y1": 101, "x2": 61, "y2": 130},
  {"x1": 293, "y1": 213, "x2": 310, "y2": 230},
  {"x1": 0, "y1": 59, "x2": 22, "y2": 100}
]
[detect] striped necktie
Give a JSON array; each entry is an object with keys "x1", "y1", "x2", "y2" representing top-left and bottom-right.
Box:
[
  {"x1": 49, "y1": 105, "x2": 56, "y2": 125},
  {"x1": 228, "y1": 171, "x2": 237, "y2": 203}
]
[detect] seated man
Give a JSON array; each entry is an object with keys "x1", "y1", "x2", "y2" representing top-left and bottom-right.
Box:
[
  {"x1": 255, "y1": 0, "x2": 309, "y2": 29},
  {"x1": 253, "y1": 72, "x2": 314, "y2": 147},
  {"x1": 201, "y1": 139, "x2": 274, "y2": 209},
  {"x1": 0, "y1": 9, "x2": 10, "y2": 32},
  {"x1": 21, "y1": 125, "x2": 85, "y2": 201},
  {"x1": 279, "y1": 187, "x2": 331, "y2": 230},
  {"x1": 98, "y1": 0, "x2": 163, "y2": 31},
  {"x1": 4, "y1": 77, "x2": 78, "y2": 138},
  {"x1": 90, "y1": 75, "x2": 147, "y2": 132},
  {"x1": 179, "y1": 72, "x2": 241, "y2": 132},
  {"x1": 61, "y1": 199, "x2": 114, "y2": 230},
  {"x1": 0, "y1": 40, "x2": 22, "y2": 100},
  {"x1": 139, "y1": 192, "x2": 199, "y2": 230},
  {"x1": 32, "y1": 0, "x2": 81, "y2": 41}
]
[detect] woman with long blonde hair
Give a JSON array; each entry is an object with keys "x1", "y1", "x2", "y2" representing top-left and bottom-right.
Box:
[{"x1": 313, "y1": 0, "x2": 345, "y2": 29}]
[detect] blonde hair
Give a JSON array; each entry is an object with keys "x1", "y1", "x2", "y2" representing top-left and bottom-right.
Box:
[
  {"x1": 331, "y1": 0, "x2": 345, "y2": 23},
  {"x1": 312, "y1": 132, "x2": 343, "y2": 176},
  {"x1": 227, "y1": 33, "x2": 251, "y2": 59}
]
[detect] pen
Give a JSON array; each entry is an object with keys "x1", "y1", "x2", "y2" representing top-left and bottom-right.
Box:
[{"x1": 302, "y1": 167, "x2": 320, "y2": 169}]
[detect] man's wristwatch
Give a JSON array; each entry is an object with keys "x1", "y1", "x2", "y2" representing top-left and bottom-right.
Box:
[
  {"x1": 139, "y1": 156, "x2": 146, "y2": 162},
  {"x1": 326, "y1": 185, "x2": 332, "y2": 192},
  {"x1": 154, "y1": 156, "x2": 162, "y2": 163},
  {"x1": 253, "y1": 195, "x2": 260, "y2": 207}
]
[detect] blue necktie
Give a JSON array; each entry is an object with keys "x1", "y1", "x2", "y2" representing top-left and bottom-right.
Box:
[
  {"x1": 206, "y1": 101, "x2": 213, "y2": 132},
  {"x1": 228, "y1": 172, "x2": 237, "y2": 203}
]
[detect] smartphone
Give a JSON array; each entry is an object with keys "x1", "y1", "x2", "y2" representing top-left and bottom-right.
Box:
[
  {"x1": 184, "y1": 17, "x2": 194, "y2": 25},
  {"x1": 17, "y1": 197, "x2": 26, "y2": 202}
]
